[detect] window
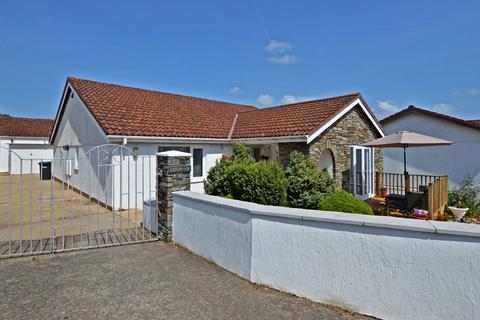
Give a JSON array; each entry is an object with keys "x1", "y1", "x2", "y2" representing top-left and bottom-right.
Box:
[
  {"x1": 193, "y1": 148, "x2": 203, "y2": 177},
  {"x1": 73, "y1": 148, "x2": 79, "y2": 172},
  {"x1": 350, "y1": 146, "x2": 375, "y2": 198},
  {"x1": 253, "y1": 148, "x2": 261, "y2": 162},
  {"x1": 158, "y1": 146, "x2": 190, "y2": 153}
]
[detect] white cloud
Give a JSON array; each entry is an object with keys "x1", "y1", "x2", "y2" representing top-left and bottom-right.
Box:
[
  {"x1": 377, "y1": 100, "x2": 400, "y2": 113},
  {"x1": 453, "y1": 89, "x2": 480, "y2": 96},
  {"x1": 281, "y1": 95, "x2": 318, "y2": 104},
  {"x1": 257, "y1": 94, "x2": 275, "y2": 106},
  {"x1": 228, "y1": 86, "x2": 243, "y2": 95},
  {"x1": 268, "y1": 54, "x2": 297, "y2": 64},
  {"x1": 431, "y1": 103, "x2": 454, "y2": 114},
  {"x1": 265, "y1": 40, "x2": 292, "y2": 52}
]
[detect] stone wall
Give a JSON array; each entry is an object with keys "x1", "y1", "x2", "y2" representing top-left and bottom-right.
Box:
[
  {"x1": 157, "y1": 153, "x2": 191, "y2": 241},
  {"x1": 309, "y1": 106, "x2": 383, "y2": 189},
  {"x1": 278, "y1": 142, "x2": 309, "y2": 167}
]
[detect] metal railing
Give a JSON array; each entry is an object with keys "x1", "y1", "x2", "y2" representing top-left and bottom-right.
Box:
[{"x1": 0, "y1": 144, "x2": 158, "y2": 259}]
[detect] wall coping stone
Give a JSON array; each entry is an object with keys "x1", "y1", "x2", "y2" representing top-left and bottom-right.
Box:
[{"x1": 173, "y1": 191, "x2": 480, "y2": 238}]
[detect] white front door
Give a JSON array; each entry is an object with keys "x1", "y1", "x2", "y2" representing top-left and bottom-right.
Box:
[{"x1": 350, "y1": 146, "x2": 375, "y2": 199}]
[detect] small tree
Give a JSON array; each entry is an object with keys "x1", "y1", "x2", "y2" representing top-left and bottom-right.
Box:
[
  {"x1": 231, "y1": 143, "x2": 254, "y2": 162},
  {"x1": 285, "y1": 151, "x2": 335, "y2": 209}
]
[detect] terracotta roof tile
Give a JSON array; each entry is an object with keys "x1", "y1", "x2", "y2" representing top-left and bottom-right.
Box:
[
  {"x1": 232, "y1": 93, "x2": 361, "y2": 138},
  {"x1": 68, "y1": 78, "x2": 256, "y2": 139},
  {"x1": 0, "y1": 116, "x2": 53, "y2": 137},
  {"x1": 65, "y1": 78, "x2": 368, "y2": 140}
]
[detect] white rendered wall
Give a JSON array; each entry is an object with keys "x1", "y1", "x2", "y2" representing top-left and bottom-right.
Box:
[
  {"x1": 51, "y1": 88, "x2": 232, "y2": 210},
  {"x1": 51, "y1": 87, "x2": 110, "y2": 207},
  {"x1": 173, "y1": 192, "x2": 480, "y2": 320},
  {"x1": 382, "y1": 113, "x2": 480, "y2": 187},
  {"x1": 0, "y1": 138, "x2": 51, "y2": 173}
]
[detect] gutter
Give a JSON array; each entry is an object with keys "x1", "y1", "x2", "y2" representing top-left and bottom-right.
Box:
[{"x1": 107, "y1": 134, "x2": 308, "y2": 145}]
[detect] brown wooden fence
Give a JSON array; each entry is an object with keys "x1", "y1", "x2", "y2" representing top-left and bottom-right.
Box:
[{"x1": 428, "y1": 176, "x2": 448, "y2": 220}]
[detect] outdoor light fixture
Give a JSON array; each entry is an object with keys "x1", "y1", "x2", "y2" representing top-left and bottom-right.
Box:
[
  {"x1": 133, "y1": 147, "x2": 139, "y2": 160},
  {"x1": 62, "y1": 145, "x2": 70, "y2": 151}
]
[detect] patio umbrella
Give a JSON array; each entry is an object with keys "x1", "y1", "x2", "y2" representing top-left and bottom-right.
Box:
[{"x1": 362, "y1": 131, "x2": 453, "y2": 190}]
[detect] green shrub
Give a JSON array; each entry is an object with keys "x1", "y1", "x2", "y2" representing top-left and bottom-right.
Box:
[
  {"x1": 232, "y1": 143, "x2": 254, "y2": 162},
  {"x1": 285, "y1": 151, "x2": 335, "y2": 209},
  {"x1": 448, "y1": 175, "x2": 480, "y2": 216},
  {"x1": 205, "y1": 143, "x2": 288, "y2": 206},
  {"x1": 204, "y1": 157, "x2": 233, "y2": 196},
  {"x1": 204, "y1": 143, "x2": 253, "y2": 196},
  {"x1": 226, "y1": 161, "x2": 288, "y2": 206},
  {"x1": 318, "y1": 190, "x2": 373, "y2": 215}
]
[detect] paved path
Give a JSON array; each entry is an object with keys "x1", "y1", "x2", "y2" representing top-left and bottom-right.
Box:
[{"x1": 0, "y1": 242, "x2": 373, "y2": 320}]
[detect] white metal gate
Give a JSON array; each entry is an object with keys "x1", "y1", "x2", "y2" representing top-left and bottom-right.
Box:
[{"x1": 0, "y1": 144, "x2": 158, "y2": 259}]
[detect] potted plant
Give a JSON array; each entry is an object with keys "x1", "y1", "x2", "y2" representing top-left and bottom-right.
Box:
[
  {"x1": 379, "y1": 186, "x2": 388, "y2": 198},
  {"x1": 448, "y1": 201, "x2": 469, "y2": 221}
]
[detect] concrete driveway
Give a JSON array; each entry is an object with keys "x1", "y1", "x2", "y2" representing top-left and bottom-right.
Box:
[{"x1": 0, "y1": 242, "x2": 372, "y2": 320}]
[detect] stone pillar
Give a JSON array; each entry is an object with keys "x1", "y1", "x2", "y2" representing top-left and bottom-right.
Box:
[{"x1": 157, "y1": 150, "x2": 191, "y2": 241}]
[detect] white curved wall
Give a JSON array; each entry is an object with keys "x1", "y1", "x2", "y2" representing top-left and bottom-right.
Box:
[{"x1": 173, "y1": 191, "x2": 480, "y2": 320}]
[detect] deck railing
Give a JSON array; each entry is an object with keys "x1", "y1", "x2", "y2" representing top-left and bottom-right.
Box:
[
  {"x1": 376, "y1": 172, "x2": 442, "y2": 195},
  {"x1": 375, "y1": 172, "x2": 449, "y2": 220}
]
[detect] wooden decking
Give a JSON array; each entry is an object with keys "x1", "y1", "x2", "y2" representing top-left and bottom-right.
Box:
[
  {"x1": 374, "y1": 171, "x2": 448, "y2": 219},
  {"x1": 0, "y1": 227, "x2": 157, "y2": 258}
]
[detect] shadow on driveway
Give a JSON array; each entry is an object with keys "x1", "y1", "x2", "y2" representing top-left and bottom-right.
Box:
[{"x1": 0, "y1": 242, "x2": 373, "y2": 319}]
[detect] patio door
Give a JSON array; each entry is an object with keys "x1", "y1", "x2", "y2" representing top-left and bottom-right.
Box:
[{"x1": 350, "y1": 146, "x2": 375, "y2": 199}]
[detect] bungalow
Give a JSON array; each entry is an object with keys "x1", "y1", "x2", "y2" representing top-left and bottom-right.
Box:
[
  {"x1": 50, "y1": 77, "x2": 384, "y2": 208},
  {"x1": 381, "y1": 105, "x2": 480, "y2": 187},
  {"x1": 0, "y1": 116, "x2": 53, "y2": 174}
]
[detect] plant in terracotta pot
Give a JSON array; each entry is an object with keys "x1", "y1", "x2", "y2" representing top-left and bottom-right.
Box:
[
  {"x1": 379, "y1": 186, "x2": 388, "y2": 198},
  {"x1": 448, "y1": 201, "x2": 469, "y2": 221}
]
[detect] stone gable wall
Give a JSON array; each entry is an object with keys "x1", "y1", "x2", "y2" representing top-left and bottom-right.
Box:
[
  {"x1": 309, "y1": 106, "x2": 383, "y2": 189},
  {"x1": 278, "y1": 142, "x2": 309, "y2": 168}
]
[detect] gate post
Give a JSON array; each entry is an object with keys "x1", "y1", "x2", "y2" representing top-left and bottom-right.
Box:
[{"x1": 156, "y1": 150, "x2": 191, "y2": 241}]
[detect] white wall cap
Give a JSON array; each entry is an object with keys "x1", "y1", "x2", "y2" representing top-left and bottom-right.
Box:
[
  {"x1": 156, "y1": 150, "x2": 192, "y2": 157},
  {"x1": 301, "y1": 210, "x2": 364, "y2": 225},
  {"x1": 173, "y1": 191, "x2": 480, "y2": 237},
  {"x1": 428, "y1": 220, "x2": 480, "y2": 238},
  {"x1": 363, "y1": 215, "x2": 436, "y2": 233}
]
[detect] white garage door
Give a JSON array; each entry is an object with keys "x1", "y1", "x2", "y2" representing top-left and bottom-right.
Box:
[{"x1": 8, "y1": 144, "x2": 53, "y2": 174}]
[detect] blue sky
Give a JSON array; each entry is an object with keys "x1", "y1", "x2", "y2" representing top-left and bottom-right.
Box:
[{"x1": 0, "y1": 0, "x2": 479, "y2": 120}]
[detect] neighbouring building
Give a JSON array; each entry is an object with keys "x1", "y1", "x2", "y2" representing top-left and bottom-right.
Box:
[
  {"x1": 0, "y1": 116, "x2": 54, "y2": 174},
  {"x1": 381, "y1": 105, "x2": 480, "y2": 188},
  {"x1": 49, "y1": 77, "x2": 385, "y2": 209}
]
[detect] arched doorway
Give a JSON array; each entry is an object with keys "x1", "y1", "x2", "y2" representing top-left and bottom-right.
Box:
[{"x1": 319, "y1": 149, "x2": 334, "y2": 178}]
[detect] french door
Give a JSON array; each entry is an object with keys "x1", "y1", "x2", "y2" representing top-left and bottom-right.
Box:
[{"x1": 350, "y1": 146, "x2": 375, "y2": 199}]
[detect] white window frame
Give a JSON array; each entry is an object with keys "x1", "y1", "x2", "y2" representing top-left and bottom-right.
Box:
[
  {"x1": 157, "y1": 145, "x2": 206, "y2": 183},
  {"x1": 350, "y1": 146, "x2": 375, "y2": 199},
  {"x1": 191, "y1": 147, "x2": 205, "y2": 180}
]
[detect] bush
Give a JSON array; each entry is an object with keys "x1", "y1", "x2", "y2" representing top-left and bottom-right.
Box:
[
  {"x1": 318, "y1": 190, "x2": 373, "y2": 215},
  {"x1": 448, "y1": 175, "x2": 480, "y2": 216},
  {"x1": 232, "y1": 143, "x2": 254, "y2": 162},
  {"x1": 226, "y1": 161, "x2": 288, "y2": 206},
  {"x1": 285, "y1": 151, "x2": 335, "y2": 209},
  {"x1": 204, "y1": 157, "x2": 233, "y2": 196},
  {"x1": 205, "y1": 143, "x2": 288, "y2": 206},
  {"x1": 204, "y1": 143, "x2": 253, "y2": 196}
]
